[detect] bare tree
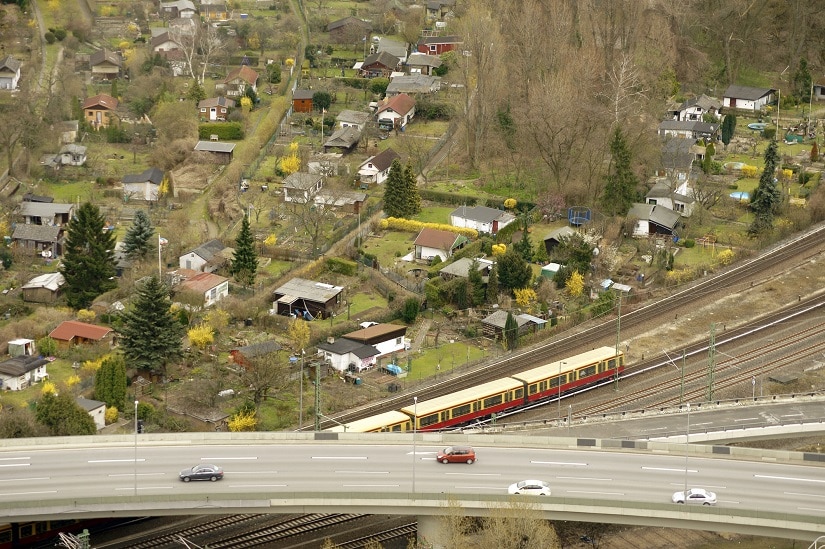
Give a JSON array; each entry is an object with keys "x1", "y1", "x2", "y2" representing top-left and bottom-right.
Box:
[
  {"x1": 238, "y1": 352, "x2": 290, "y2": 409},
  {"x1": 601, "y1": 53, "x2": 648, "y2": 126}
]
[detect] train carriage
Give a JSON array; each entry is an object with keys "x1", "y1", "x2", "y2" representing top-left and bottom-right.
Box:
[
  {"x1": 399, "y1": 377, "x2": 525, "y2": 431},
  {"x1": 510, "y1": 346, "x2": 623, "y2": 403},
  {"x1": 327, "y1": 410, "x2": 413, "y2": 433}
]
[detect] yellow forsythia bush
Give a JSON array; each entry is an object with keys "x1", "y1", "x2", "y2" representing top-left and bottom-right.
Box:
[
  {"x1": 188, "y1": 324, "x2": 214, "y2": 349},
  {"x1": 229, "y1": 410, "x2": 258, "y2": 432},
  {"x1": 105, "y1": 406, "x2": 119, "y2": 425},
  {"x1": 717, "y1": 249, "x2": 735, "y2": 266},
  {"x1": 492, "y1": 243, "x2": 507, "y2": 256},
  {"x1": 741, "y1": 165, "x2": 758, "y2": 178}
]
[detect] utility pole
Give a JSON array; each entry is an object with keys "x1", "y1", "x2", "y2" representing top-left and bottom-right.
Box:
[
  {"x1": 314, "y1": 357, "x2": 321, "y2": 431},
  {"x1": 615, "y1": 289, "x2": 621, "y2": 390},
  {"x1": 707, "y1": 323, "x2": 716, "y2": 401}
]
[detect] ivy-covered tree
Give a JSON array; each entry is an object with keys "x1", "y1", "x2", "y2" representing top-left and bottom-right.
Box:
[
  {"x1": 467, "y1": 259, "x2": 486, "y2": 306},
  {"x1": 792, "y1": 57, "x2": 812, "y2": 104},
  {"x1": 748, "y1": 139, "x2": 782, "y2": 236},
  {"x1": 721, "y1": 114, "x2": 737, "y2": 149},
  {"x1": 503, "y1": 311, "x2": 519, "y2": 350},
  {"x1": 35, "y1": 392, "x2": 97, "y2": 436},
  {"x1": 60, "y1": 202, "x2": 117, "y2": 309},
  {"x1": 229, "y1": 214, "x2": 258, "y2": 287},
  {"x1": 554, "y1": 233, "x2": 593, "y2": 275},
  {"x1": 496, "y1": 248, "x2": 532, "y2": 293},
  {"x1": 118, "y1": 276, "x2": 184, "y2": 375},
  {"x1": 94, "y1": 354, "x2": 127, "y2": 410},
  {"x1": 486, "y1": 264, "x2": 499, "y2": 302},
  {"x1": 122, "y1": 209, "x2": 155, "y2": 260},
  {"x1": 601, "y1": 127, "x2": 638, "y2": 216}
]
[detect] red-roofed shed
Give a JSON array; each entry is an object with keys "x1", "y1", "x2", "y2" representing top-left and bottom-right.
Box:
[{"x1": 49, "y1": 321, "x2": 113, "y2": 346}]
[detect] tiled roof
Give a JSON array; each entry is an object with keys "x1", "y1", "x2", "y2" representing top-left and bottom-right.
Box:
[
  {"x1": 723, "y1": 85, "x2": 773, "y2": 101},
  {"x1": 414, "y1": 227, "x2": 464, "y2": 250},
  {"x1": 224, "y1": 65, "x2": 259, "y2": 85},
  {"x1": 180, "y1": 272, "x2": 228, "y2": 293},
  {"x1": 123, "y1": 167, "x2": 164, "y2": 185},
  {"x1": 360, "y1": 148, "x2": 400, "y2": 171},
  {"x1": 49, "y1": 320, "x2": 112, "y2": 342},
  {"x1": 82, "y1": 93, "x2": 118, "y2": 110},
  {"x1": 12, "y1": 224, "x2": 60, "y2": 242},
  {"x1": 377, "y1": 93, "x2": 415, "y2": 116}
]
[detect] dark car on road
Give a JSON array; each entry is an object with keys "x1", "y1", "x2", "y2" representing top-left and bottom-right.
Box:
[{"x1": 179, "y1": 464, "x2": 224, "y2": 482}]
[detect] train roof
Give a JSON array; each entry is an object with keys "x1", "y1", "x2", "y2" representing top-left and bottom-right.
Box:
[
  {"x1": 327, "y1": 410, "x2": 411, "y2": 432},
  {"x1": 510, "y1": 346, "x2": 621, "y2": 383},
  {"x1": 400, "y1": 377, "x2": 524, "y2": 416}
]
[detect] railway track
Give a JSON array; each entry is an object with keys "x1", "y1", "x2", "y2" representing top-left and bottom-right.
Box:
[{"x1": 318, "y1": 224, "x2": 825, "y2": 429}]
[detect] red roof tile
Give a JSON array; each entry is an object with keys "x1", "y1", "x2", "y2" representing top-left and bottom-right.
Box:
[
  {"x1": 49, "y1": 320, "x2": 112, "y2": 342},
  {"x1": 82, "y1": 93, "x2": 118, "y2": 110}
]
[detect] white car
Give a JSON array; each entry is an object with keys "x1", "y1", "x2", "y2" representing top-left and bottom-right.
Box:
[
  {"x1": 508, "y1": 480, "x2": 551, "y2": 496},
  {"x1": 672, "y1": 487, "x2": 717, "y2": 505}
]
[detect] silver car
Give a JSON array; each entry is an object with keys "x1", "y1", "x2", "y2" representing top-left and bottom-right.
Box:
[
  {"x1": 508, "y1": 480, "x2": 551, "y2": 496},
  {"x1": 672, "y1": 487, "x2": 717, "y2": 505}
]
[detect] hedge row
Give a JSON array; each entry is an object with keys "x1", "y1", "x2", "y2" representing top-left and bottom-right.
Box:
[
  {"x1": 380, "y1": 217, "x2": 478, "y2": 238},
  {"x1": 198, "y1": 122, "x2": 245, "y2": 140}
]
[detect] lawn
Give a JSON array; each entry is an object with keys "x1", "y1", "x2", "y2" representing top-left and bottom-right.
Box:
[
  {"x1": 360, "y1": 230, "x2": 416, "y2": 264},
  {"x1": 0, "y1": 359, "x2": 78, "y2": 409}
]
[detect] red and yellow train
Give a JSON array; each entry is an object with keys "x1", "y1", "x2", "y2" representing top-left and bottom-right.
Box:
[{"x1": 329, "y1": 346, "x2": 624, "y2": 433}]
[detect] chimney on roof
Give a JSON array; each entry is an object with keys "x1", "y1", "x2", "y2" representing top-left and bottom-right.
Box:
[{"x1": 327, "y1": 337, "x2": 335, "y2": 344}]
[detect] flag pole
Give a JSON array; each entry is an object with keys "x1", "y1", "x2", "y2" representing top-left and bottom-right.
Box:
[{"x1": 158, "y1": 234, "x2": 162, "y2": 279}]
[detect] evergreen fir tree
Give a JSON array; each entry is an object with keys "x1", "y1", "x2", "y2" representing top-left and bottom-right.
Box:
[
  {"x1": 94, "y1": 354, "x2": 127, "y2": 409},
  {"x1": 230, "y1": 214, "x2": 258, "y2": 287},
  {"x1": 122, "y1": 209, "x2": 155, "y2": 260},
  {"x1": 383, "y1": 159, "x2": 407, "y2": 218},
  {"x1": 60, "y1": 202, "x2": 117, "y2": 309},
  {"x1": 504, "y1": 311, "x2": 519, "y2": 350},
  {"x1": 118, "y1": 276, "x2": 184, "y2": 375},
  {"x1": 721, "y1": 115, "x2": 737, "y2": 149},
  {"x1": 601, "y1": 127, "x2": 638, "y2": 216},
  {"x1": 748, "y1": 140, "x2": 782, "y2": 236},
  {"x1": 403, "y1": 162, "x2": 421, "y2": 216},
  {"x1": 514, "y1": 216, "x2": 533, "y2": 262},
  {"x1": 497, "y1": 248, "x2": 532, "y2": 292}
]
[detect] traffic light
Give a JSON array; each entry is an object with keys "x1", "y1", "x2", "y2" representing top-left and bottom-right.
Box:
[{"x1": 137, "y1": 420, "x2": 144, "y2": 434}]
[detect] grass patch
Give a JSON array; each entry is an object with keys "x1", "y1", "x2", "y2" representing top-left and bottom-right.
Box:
[
  {"x1": 360, "y1": 231, "x2": 415, "y2": 265},
  {"x1": 413, "y1": 206, "x2": 454, "y2": 224}
]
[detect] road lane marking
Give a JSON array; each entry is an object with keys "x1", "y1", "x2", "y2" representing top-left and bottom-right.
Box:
[
  {"x1": 785, "y1": 492, "x2": 825, "y2": 498},
  {"x1": 444, "y1": 473, "x2": 501, "y2": 477},
  {"x1": 557, "y1": 476, "x2": 613, "y2": 482},
  {"x1": 755, "y1": 475, "x2": 825, "y2": 484},
  {"x1": 115, "y1": 486, "x2": 172, "y2": 491},
  {"x1": 643, "y1": 467, "x2": 697, "y2": 473},
  {"x1": 0, "y1": 463, "x2": 29, "y2": 468},
  {"x1": 531, "y1": 461, "x2": 587, "y2": 466},
  {"x1": 109, "y1": 473, "x2": 165, "y2": 477},
  {"x1": 343, "y1": 484, "x2": 399, "y2": 487},
  {"x1": 229, "y1": 471, "x2": 279, "y2": 474},
  {"x1": 335, "y1": 470, "x2": 389, "y2": 474},
  {"x1": 0, "y1": 477, "x2": 48, "y2": 482},
  {"x1": 780, "y1": 413, "x2": 803, "y2": 417},
  {"x1": 229, "y1": 484, "x2": 287, "y2": 488},
  {"x1": 0, "y1": 457, "x2": 29, "y2": 461},
  {"x1": 89, "y1": 459, "x2": 145, "y2": 463},
  {"x1": 200, "y1": 457, "x2": 258, "y2": 460},
  {"x1": 313, "y1": 456, "x2": 367, "y2": 460},
  {"x1": 734, "y1": 417, "x2": 759, "y2": 422},
  {"x1": 567, "y1": 490, "x2": 624, "y2": 496},
  {"x1": 0, "y1": 490, "x2": 57, "y2": 496}
]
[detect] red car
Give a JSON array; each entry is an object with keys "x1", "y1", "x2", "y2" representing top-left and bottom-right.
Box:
[{"x1": 436, "y1": 446, "x2": 476, "y2": 464}]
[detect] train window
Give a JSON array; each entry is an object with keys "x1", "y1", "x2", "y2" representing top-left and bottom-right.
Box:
[
  {"x1": 528, "y1": 383, "x2": 538, "y2": 395},
  {"x1": 420, "y1": 413, "x2": 439, "y2": 427},
  {"x1": 19, "y1": 523, "x2": 35, "y2": 538},
  {"x1": 539, "y1": 380, "x2": 548, "y2": 392},
  {"x1": 0, "y1": 528, "x2": 11, "y2": 543},
  {"x1": 390, "y1": 424, "x2": 401, "y2": 432},
  {"x1": 514, "y1": 387, "x2": 523, "y2": 399},
  {"x1": 578, "y1": 365, "x2": 596, "y2": 378},
  {"x1": 473, "y1": 402, "x2": 480, "y2": 412},
  {"x1": 442, "y1": 411, "x2": 450, "y2": 422},
  {"x1": 453, "y1": 404, "x2": 471, "y2": 417},
  {"x1": 549, "y1": 375, "x2": 563, "y2": 388},
  {"x1": 483, "y1": 394, "x2": 503, "y2": 408},
  {"x1": 608, "y1": 357, "x2": 617, "y2": 369}
]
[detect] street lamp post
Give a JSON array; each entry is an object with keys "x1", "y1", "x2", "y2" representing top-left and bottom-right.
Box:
[
  {"x1": 412, "y1": 396, "x2": 418, "y2": 495},
  {"x1": 134, "y1": 400, "x2": 139, "y2": 496},
  {"x1": 684, "y1": 403, "x2": 691, "y2": 497},
  {"x1": 299, "y1": 349, "x2": 305, "y2": 428}
]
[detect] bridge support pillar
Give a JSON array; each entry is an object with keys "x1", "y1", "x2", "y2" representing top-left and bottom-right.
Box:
[{"x1": 418, "y1": 514, "x2": 446, "y2": 548}]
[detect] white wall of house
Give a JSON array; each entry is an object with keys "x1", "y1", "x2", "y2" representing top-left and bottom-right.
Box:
[
  {"x1": 0, "y1": 365, "x2": 47, "y2": 391},
  {"x1": 203, "y1": 281, "x2": 229, "y2": 307},
  {"x1": 722, "y1": 95, "x2": 771, "y2": 111},
  {"x1": 318, "y1": 351, "x2": 377, "y2": 372},
  {"x1": 180, "y1": 252, "x2": 207, "y2": 271},
  {"x1": 88, "y1": 405, "x2": 106, "y2": 430},
  {"x1": 415, "y1": 244, "x2": 449, "y2": 261},
  {"x1": 372, "y1": 337, "x2": 407, "y2": 357},
  {"x1": 124, "y1": 182, "x2": 160, "y2": 201}
]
